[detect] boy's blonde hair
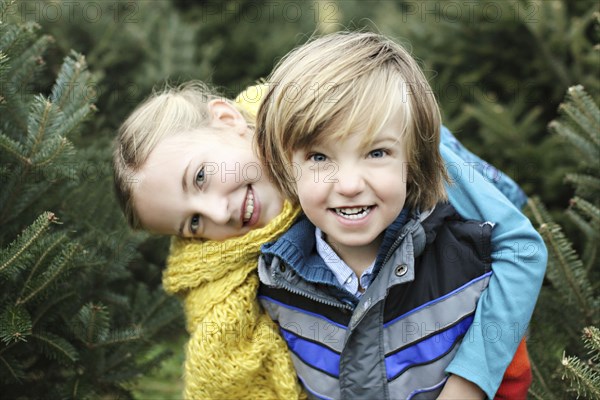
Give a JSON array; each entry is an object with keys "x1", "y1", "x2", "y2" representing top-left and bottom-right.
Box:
[
  {"x1": 113, "y1": 81, "x2": 252, "y2": 229},
  {"x1": 256, "y1": 31, "x2": 448, "y2": 210}
]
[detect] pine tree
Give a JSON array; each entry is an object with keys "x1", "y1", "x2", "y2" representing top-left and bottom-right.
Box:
[
  {"x1": 0, "y1": 1, "x2": 182, "y2": 397},
  {"x1": 527, "y1": 85, "x2": 599, "y2": 399}
]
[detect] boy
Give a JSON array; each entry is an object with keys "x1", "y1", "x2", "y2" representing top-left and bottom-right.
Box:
[{"x1": 255, "y1": 31, "x2": 543, "y2": 399}]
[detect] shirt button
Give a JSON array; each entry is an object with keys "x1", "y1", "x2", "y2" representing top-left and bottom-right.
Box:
[
  {"x1": 395, "y1": 264, "x2": 408, "y2": 277},
  {"x1": 345, "y1": 277, "x2": 352, "y2": 284}
]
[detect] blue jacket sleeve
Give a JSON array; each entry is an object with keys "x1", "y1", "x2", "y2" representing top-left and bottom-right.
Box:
[
  {"x1": 440, "y1": 126, "x2": 527, "y2": 208},
  {"x1": 439, "y1": 139, "x2": 547, "y2": 398}
]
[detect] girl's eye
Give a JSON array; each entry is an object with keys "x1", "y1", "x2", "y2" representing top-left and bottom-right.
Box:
[
  {"x1": 195, "y1": 167, "x2": 205, "y2": 187},
  {"x1": 190, "y1": 214, "x2": 201, "y2": 234},
  {"x1": 368, "y1": 149, "x2": 387, "y2": 158},
  {"x1": 310, "y1": 153, "x2": 327, "y2": 162}
]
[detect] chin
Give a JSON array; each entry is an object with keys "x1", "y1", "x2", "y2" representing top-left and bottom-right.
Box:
[{"x1": 333, "y1": 236, "x2": 378, "y2": 248}]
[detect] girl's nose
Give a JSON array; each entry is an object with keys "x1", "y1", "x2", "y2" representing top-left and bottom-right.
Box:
[{"x1": 194, "y1": 194, "x2": 231, "y2": 225}]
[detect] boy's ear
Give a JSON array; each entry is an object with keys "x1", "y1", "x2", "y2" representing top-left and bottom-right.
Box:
[{"x1": 208, "y1": 99, "x2": 247, "y2": 134}]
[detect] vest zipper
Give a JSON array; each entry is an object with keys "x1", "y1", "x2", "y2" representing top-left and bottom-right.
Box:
[
  {"x1": 380, "y1": 221, "x2": 416, "y2": 268},
  {"x1": 275, "y1": 274, "x2": 354, "y2": 311}
]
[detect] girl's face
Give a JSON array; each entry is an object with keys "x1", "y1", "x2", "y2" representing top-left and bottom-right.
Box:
[{"x1": 132, "y1": 101, "x2": 284, "y2": 240}]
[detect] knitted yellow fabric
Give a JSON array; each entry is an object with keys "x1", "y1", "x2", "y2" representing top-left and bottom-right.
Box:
[
  {"x1": 234, "y1": 83, "x2": 264, "y2": 117},
  {"x1": 163, "y1": 201, "x2": 304, "y2": 399}
]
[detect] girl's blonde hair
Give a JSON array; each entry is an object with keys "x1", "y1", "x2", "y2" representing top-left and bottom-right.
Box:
[
  {"x1": 113, "y1": 81, "x2": 252, "y2": 229},
  {"x1": 256, "y1": 31, "x2": 448, "y2": 210}
]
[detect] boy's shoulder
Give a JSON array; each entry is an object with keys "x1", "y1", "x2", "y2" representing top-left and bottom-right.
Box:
[{"x1": 418, "y1": 202, "x2": 494, "y2": 269}]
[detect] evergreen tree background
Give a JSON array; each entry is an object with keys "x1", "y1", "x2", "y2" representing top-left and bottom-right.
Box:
[
  {"x1": 0, "y1": 0, "x2": 183, "y2": 398},
  {"x1": 0, "y1": 0, "x2": 598, "y2": 398}
]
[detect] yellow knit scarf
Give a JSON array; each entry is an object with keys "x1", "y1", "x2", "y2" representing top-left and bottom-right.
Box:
[{"x1": 163, "y1": 201, "x2": 304, "y2": 399}]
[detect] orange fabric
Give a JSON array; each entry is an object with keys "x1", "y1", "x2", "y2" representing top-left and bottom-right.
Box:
[{"x1": 494, "y1": 338, "x2": 531, "y2": 400}]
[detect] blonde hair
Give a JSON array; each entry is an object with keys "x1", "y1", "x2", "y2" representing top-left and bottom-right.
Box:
[
  {"x1": 113, "y1": 81, "x2": 252, "y2": 229},
  {"x1": 256, "y1": 31, "x2": 448, "y2": 210}
]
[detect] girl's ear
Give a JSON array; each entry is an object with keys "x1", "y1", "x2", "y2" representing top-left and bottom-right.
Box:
[{"x1": 208, "y1": 99, "x2": 247, "y2": 135}]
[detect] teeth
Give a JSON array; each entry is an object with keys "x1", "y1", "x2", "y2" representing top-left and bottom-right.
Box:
[
  {"x1": 243, "y1": 192, "x2": 254, "y2": 222},
  {"x1": 334, "y1": 206, "x2": 371, "y2": 220}
]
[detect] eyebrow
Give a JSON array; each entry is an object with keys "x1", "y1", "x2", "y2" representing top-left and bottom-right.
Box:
[
  {"x1": 182, "y1": 160, "x2": 192, "y2": 193},
  {"x1": 373, "y1": 134, "x2": 400, "y2": 142},
  {"x1": 371, "y1": 135, "x2": 402, "y2": 146}
]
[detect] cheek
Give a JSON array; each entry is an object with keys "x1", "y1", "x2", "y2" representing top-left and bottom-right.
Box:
[
  {"x1": 296, "y1": 179, "x2": 324, "y2": 212},
  {"x1": 379, "y1": 175, "x2": 407, "y2": 207},
  {"x1": 295, "y1": 170, "x2": 317, "y2": 198},
  {"x1": 242, "y1": 162, "x2": 263, "y2": 183}
]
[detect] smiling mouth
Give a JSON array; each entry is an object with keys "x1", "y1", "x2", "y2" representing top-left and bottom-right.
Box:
[
  {"x1": 242, "y1": 188, "x2": 255, "y2": 223},
  {"x1": 333, "y1": 206, "x2": 373, "y2": 220}
]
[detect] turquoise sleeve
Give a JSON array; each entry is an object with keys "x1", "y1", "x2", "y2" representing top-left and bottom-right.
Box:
[
  {"x1": 440, "y1": 143, "x2": 547, "y2": 398},
  {"x1": 440, "y1": 126, "x2": 527, "y2": 208}
]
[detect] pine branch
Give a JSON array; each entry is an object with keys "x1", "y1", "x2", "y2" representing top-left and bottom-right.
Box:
[
  {"x1": 0, "y1": 211, "x2": 57, "y2": 277},
  {"x1": 566, "y1": 85, "x2": 600, "y2": 143},
  {"x1": 538, "y1": 221, "x2": 595, "y2": 323},
  {"x1": 562, "y1": 328, "x2": 600, "y2": 400},
  {"x1": 549, "y1": 119, "x2": 598, "y2": 165},
  {"x1": 0, "y1": 305, "x2": 31, "y2": 344},
  {"x1": 570, "y1": 197, "x2": 600, "y2": 227},
  {"x1": 18, "y1": 232, "x2": 67, "y2": 302},
  {"x1": 30, "y1": 331, "x2": 78, "y2": 365},
  {"x1": 0, "y1": 132, "x2": 27, "y2": 163},
  {"x1": 92, "y1": 328, "x2": 143, "y2": 348},
  {"x1": 565, "y1": 209, "x2": 600, "y2": 274},
  {"x1": 565, "y1": 209, "x2": 597, "y2": 241},
  {"x1": 50, "y1": 51, "x2": 95, "y2": 119},
  {"x1": 71, "y1": 303, "x2": 110, "y2": 345},
  {"x1": 550, "y1": 85, "x2": 600, "y2": 166},
  {"x1": 49, "y1": 103, "x2": 95, "y2": 142},
  {"x1": 562, "y1": 353, "x2": 600, "y2": 399},
  {"x1": 586, "y1": 327, "x2": 600, "y2": 362},
  {"x1": 566, "y1": 173, "x2": 600, "y2": 198},
  {"x1": 5, "y1": 34, "x2": 54, "y2": 131},
  {"x1": 32, "y1": 136, "x2": 73, "y2": 167},
  {"x1": 27, "y1": 96, "x2": 56, "y2": 157},
  {"x1": 0, "y1": 98, "x2": 60, "y2": 222},
  {"x1": 0, "y1": 19, "x2": 39, "y2": 59},
  {"x1": 6, "y1": 33, "x2": 51, "y2": 80},
  {"x1": 16, "y1": 241, "x2": 79, "y2": 306}
]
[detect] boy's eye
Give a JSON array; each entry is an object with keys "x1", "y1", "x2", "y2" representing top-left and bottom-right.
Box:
[
  {"x1": 310, "y1": 153, "x2": 327, "y2": 162},
  {"x1": 368, "y1": 149, "x2": 387, "y2": 158},
  {"x1": 190, "y1": 214, "x2": 201, "y2": 234},
  {"x1": 195, "y1": 167, "x2": 205, "y2": 187}
]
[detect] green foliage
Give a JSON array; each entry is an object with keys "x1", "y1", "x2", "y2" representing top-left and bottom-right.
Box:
[
  {"x1": 527, "y1": 86, "x2": 599, "y2": 399},
  {"x1": 562, "y1": 327, "x2": 600, "y2": 400},
  {"x1": 0, "y1": 1, "x2": 183, "y2": 397}
]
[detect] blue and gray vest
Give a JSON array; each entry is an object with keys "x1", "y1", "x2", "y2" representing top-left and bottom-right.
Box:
[{"x1": 258, "y1": 203, "x2": 493, "y2": 400}]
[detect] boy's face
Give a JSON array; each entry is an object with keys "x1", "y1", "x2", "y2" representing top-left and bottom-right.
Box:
[
  {"x1": 132, "y1": 128, "x2": 283, "y2": 240},
  {"x1": 292, "y1": 111, "x2": 408, "y2": 257}
]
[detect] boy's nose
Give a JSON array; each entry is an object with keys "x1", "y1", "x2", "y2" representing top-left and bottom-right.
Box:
[{"x1": 334, "y1": 163, "x2": 365, "y2": 197}]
